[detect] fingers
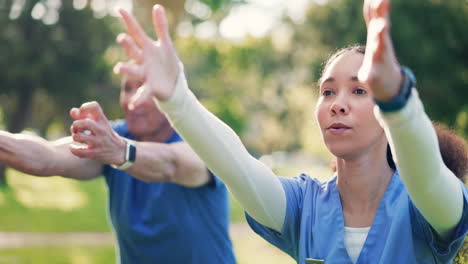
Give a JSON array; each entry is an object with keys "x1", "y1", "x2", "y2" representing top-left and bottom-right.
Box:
[
  {"x1": 113, "y1": 61, "x2": 151, "y2": 110},
  {"x1": 363, "y1": 0, "x2": 371, "y2": 25},
  {"x1": 373, "y1": 0, "x2": 390, "y2": 20},
  {"x1": 69, "y1": 144, "x2": 97, "y2": 159},
  {"x1": 71, "y1": 127, "x2": 99, "y2": 147},
  {"x1": 152, "y1": 5, "x2": 173, "y2": 47},
  {"x1": 71, "y1": 118, "x2": 101, "y2": 136},
  {"x1": 117, "y1": 33, "x2": 143, "y2": 63},
  {"x1": 129, "y1": 84, "x2": 152, "y2": 111},
  {"x1": 70, "y1": 107, "x2": 80, "y2": 120},
  {"x1": 364, "y1": 0, "x2": 390, "y2": 26},
  {"x1": 361, "y1": 0, "x2": 391, "y2": 68},
  {"x1": 77, "y1": 101, "x2": 107, "y2": 122},
  {"x1": 358, "y1": 18, "x2": 387, "y2": 84},
  {"x1": 114, "y1": 62, "x2": 145, "y2": 80},
  {"x1": 118, "y1": 8, "x2": 150, "y2": 48}
]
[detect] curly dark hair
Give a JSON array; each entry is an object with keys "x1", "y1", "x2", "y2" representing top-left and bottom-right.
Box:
[
  {"x1": 383, "y1": 122, "x2": 468, "y2": 182},
  {"x1": 433, "y1": 122, "x2": 468, "y2": 183}
]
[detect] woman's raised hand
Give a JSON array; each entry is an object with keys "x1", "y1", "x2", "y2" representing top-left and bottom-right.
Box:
[
  {"x1": 358, "y1": 0, "x2": 403, "y2": 102},
  {"x1": 114, "y1": 5, "x2": 181, "y2": 109}
]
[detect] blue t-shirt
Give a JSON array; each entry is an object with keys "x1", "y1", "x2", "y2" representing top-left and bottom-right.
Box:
[
  {"x1": 102, "y1": 120, "x2": 235, "y2": 264},
  {"x1": 246, "y1": 171, "x2": 468, "y2": 264}
]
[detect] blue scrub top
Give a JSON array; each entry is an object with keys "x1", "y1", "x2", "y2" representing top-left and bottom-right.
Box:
[
  {"x1": 102, "y1": 120, "x2": 236, "y2": 264},
  {"x1": 246, "y1": 171, "x2": 468, "y2": 264}
]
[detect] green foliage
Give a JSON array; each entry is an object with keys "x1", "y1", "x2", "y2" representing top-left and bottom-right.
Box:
[
  {"x1": 199, "y1": 0, "x2": 245, "y2": 12},
  {"x1": 0, "y1": 1, "x2": 116, "y2": 133},
  {"x1": 176, "y1": 36, "x2": 314, "y2": 154}
]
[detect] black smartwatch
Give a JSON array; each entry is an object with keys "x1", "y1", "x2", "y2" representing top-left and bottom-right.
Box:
[
  {"x1": 111, "y1": 141, "x2": 136, "y2": 170},
  {"x1": 374, "y1": 66, "x2": 416, "y2": 112}
]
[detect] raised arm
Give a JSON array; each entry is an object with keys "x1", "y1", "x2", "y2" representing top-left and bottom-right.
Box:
[
  {"x1": 112, "y1": 6, "x2": 286, "y2": 231},
  {"x1": 0, "y1": 131, "x2": 101, "y2": 180},
  {"x1": 359, "y1": 0, "x2": 464, "y2": 239}
]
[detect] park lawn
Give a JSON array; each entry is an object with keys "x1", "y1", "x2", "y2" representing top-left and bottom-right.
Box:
[
  {"x1": 0, "y1": 169, "x2": 110, "y2": 232},
  {"x1": 0, "y1": 166, "x2": 332, "y2": 264},
  {"x1": 0, "y1": 242, "x2": 295, "y2": 264},
  {"x1": 0, "y1": 165, "x2": 333, "y2": 231},
  {"x1": 0, "y1": 246, "x2": 116, "y2": 264},
  {"x1": 0, "y1": 169, "x2": 250, "y2": 232}
]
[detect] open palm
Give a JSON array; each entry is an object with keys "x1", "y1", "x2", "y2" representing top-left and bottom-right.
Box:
[
  {"x1": 114, "y1": 5, "x2": 181, "y2": 108},
  {"x1": 358, "y1": 0, "x2": 402, "y2": 102}
]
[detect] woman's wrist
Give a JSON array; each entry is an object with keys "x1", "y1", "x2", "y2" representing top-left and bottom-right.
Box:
[{"x1": 374, "y1": 66, "x2": 416, "y2": 112}]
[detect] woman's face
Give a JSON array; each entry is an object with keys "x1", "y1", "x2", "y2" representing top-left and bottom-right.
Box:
[{"x1": 316, "y1": 52, "x2": 386, "y2": 160}]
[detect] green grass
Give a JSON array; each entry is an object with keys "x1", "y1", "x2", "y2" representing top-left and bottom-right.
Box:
[
  {"x1": 1, "y1": 165, "x2": 333, "y2": 230},
  {"x1": 0, "y1": 241, "x2": 295, "y2": 264},
  {"x1": 0, "y1": 169, "x2": 110, "y2": 232},
  {"x1": 0, "y1": 246, "x2": 115, "y2": 264},
  {"x1": 0, "y1": 166, "x2": 330, "y2": 264}
]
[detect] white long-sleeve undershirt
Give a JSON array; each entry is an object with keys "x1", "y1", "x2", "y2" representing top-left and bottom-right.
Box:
[
  {"x1": 158, "y1": 70, "x2": 286, "y2": 232},
  {"x1": 158, "y1": 69, "x2": 464, "y2": 237},
  {"x1": 374, "y1": 89, "x2": 464, "y2": 238}
]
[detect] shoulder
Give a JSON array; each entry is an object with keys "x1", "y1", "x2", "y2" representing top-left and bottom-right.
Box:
[
  {"x1": 279, "y1": 173, "x2": 336, "y2": 194},
  {"x1": 279, "y1": 173, "x2": 336, "y2": 206}
]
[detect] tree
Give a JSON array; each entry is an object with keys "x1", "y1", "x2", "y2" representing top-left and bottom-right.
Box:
[
  {"x1": 0, "y1": 1, "x2": 115, "y2": 187},
  {"x1": 0, "y1": 0, "x2": 246, "y2": 187}
]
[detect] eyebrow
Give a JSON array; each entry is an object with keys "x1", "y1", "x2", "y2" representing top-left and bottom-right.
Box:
[
  {"x1": 320, "y1": 77, "x2": 335, "y2": 87},
  {"x1": 320, "y1": 76, "x2": 360, "y2": 87}
]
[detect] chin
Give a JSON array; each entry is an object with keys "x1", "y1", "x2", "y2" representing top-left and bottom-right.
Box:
[
  {"x1": 127, "y1": 124, "x2": 148, "y2": 137},
  {"x1": 326, "y1": 142, "x2": 361, "y2": 160}
]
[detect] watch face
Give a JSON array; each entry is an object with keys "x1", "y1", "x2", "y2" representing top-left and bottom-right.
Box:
[{"x1": 128, "y1": 143, "x2": 136, "y2": 163}]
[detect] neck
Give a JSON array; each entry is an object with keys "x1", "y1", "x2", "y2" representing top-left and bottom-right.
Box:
[
  {"x1": 336, "y1": 141, "x2": 394, "y2": 227},
  {"x1": 136, "y1": 120, "x2": 175, "y2": 143}
]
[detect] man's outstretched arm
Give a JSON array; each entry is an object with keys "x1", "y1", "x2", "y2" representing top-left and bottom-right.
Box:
[{"x1": 0, "y1": 131, "x2": 102, "y2": 180}]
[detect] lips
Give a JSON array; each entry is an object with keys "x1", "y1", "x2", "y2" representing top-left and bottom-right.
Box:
[{"x1": 327, "y1": 123, "x2": 351, "y2": 135}]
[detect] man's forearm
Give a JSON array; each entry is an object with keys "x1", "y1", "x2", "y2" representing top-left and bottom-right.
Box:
[
  {"x1": 0, "y1": 131, "x2": 58, "y2": 176},
  {"x1": 123, "y1": 141, "x2": 177, "y2": 183},
  {"x1": 0, "y1": 131, "x2": 64, "y2": 176}
]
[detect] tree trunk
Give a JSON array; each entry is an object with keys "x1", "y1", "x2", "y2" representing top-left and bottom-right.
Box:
[
  {"x1": 0, "y1": 86, "x2": 35, "y2": 188},
  {"x1": 8, "y1": 86, "x2": 35, "y2": 133},
  {"x1": 0, "y1": 165, "x2": 6, "y2": 189}
]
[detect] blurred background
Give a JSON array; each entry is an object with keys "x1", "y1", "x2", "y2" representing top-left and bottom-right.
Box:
[{"x1": 0, "y1": 0, "x2": 466, "y2": 263}]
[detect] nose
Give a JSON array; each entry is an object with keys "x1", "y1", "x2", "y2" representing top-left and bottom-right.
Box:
[{"x1": 330, "y1": 96, "x2": 349, "y2": 115}]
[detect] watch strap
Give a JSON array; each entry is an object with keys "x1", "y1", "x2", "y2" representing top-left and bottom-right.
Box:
[{"x1": 111, "y1": 141, "x2": 136, "y2": 170}]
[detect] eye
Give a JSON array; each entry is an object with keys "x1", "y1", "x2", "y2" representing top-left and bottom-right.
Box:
[
  {"x1": 322, "y1": 89, "x2": 334, "y2": 96},
  {"x1": 353, "y1": 87, "x2": 367, "y2": 95}
]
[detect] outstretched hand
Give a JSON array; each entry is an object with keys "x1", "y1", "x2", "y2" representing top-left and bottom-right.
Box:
[
  {"x1": 114, "y1": 5, "x2": 181, "y2": 109},
  {"x1": 358, "y1": 0, "x2": 403, "y2": 102},
  {"x1": 69, "y1": 102, "x2": 127, "y2": 166}
]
